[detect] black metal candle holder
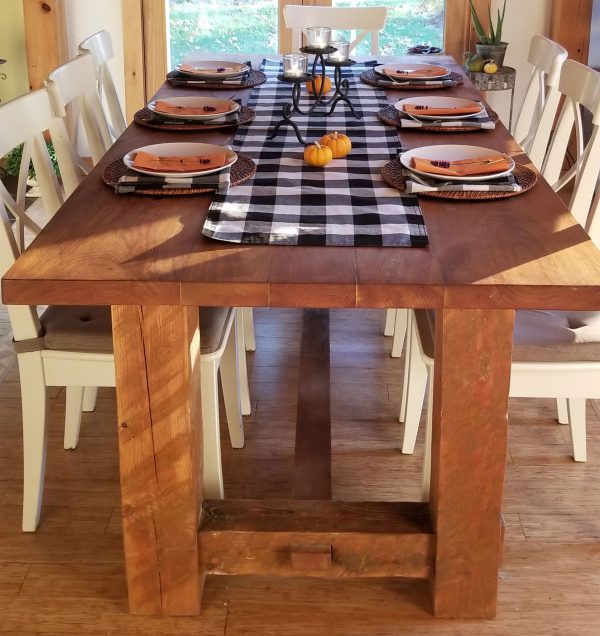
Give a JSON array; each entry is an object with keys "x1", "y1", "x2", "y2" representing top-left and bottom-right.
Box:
[{"x1": 266, "y1": 46, "x2": 361, "y2": 146}]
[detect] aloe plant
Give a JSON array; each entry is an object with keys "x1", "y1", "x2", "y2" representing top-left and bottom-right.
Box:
[{"x1": 469, "y1": 0, "x2": 507, "y2": 46}]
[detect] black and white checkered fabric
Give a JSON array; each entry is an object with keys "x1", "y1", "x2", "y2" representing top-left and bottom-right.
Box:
[
  {"x1": 397, "y1": 105, "x2": 496, "y2": 129},
  {"x1": 401, "y1": 167, "x2": 522, "y2": 194},
  {"x1": 115, "y1": 167, "x2": 230, "y2": 194},
  {"x1": 203, "y1": 60, "x2": 428, "y2": 247}
]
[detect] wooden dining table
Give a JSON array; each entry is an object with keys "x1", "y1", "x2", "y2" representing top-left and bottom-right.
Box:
[{"x1": 4, "y1": 55, "x2": 600, "y2": 621}]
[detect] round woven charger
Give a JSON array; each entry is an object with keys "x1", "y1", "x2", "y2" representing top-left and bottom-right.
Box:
[
  {"x1": 133, "y1": 105, "x2": 256, "y2": 131},
  {"x1": 381, "y1": 159, "x2": 537, "y2": 201},
  {"x1": 166, "y1": 69, "x2": 267, "y2": 90},
  {"x1": 377, "y1": 104, "x2": 499, "y2": 132},
  {"x1": 360, "y1": 69, "x2": 464, "y2": 90},
  {"x1": 102, "y1": 153, "x2": 256, "y2": 196}
]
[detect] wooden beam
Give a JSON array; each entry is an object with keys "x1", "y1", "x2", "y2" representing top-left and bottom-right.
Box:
[
  {"x1": 23, "y1": 0, "x2": 67, "y2": 90},
  {"x1": 551, "y1": 0, "x2": 593, "y2": 63},
  {"x1": 112, "y1": 304, "x2": 203, "y2": 616},
  {"x1": 293, "y1": 310, "x2": 331, "y2": 500},
  {"x1": 429, "y1": 308, "x2": 513, "y2": 619},
  {"x1": 199, "y1": 500, "x2": 435, "y2": 579}
]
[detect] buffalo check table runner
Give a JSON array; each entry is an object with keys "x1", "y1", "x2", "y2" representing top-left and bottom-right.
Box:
[{"x1": 203, "y1": 60, "x2": 428, "y2": 247}]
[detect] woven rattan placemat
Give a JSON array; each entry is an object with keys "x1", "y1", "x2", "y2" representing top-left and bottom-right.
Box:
[
  {"x1": 166, "y1": 69, "x2": 267, "y2": 90},
  {"x1": 382, "y1": 159, "x2": 537, "y2": 200},
  {"x1": 377, "y1": 104, "x2": 499, "y2": 131},
  {"x1": 360, "y1": 69, "x2": 464, "y2": 90},
  {"x1": 133, "y1": 105, "x2": 256, "y2": 131},
  {"x1": 102, "y1": 153, "x2": 256, "y2": 196}
]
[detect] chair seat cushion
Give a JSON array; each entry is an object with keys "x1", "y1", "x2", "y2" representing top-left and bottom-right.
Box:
[
  {"x1": 513, "y1": 310, "x2": 600, "y2": 362},
  {"x1": 42, "y1": 306, "x2": 113, "y2": 353},
  {"x1": 41, "y1": 305, "x2": 231, "y2": 355}
]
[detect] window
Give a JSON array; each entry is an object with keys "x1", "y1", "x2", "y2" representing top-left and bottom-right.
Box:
[
  {"x1": 168, "y1": 0, "x2": 279, "y2": 69},
  {"x1": 332, "y1": 0, "x2": 445, "y2": 55}
]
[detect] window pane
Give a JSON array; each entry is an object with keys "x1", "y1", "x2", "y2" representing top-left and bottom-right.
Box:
[
  {"x1": 167, "y1": 0, "x2": 278, "y2": 68},
  {"x1": 332, "y1": 0, "x2": 445, "y2": 56}
]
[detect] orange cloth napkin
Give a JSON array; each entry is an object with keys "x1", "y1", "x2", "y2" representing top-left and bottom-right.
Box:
[
  {"x1": 154, "y1": 99, "x2": 232, "y2": 116},
  {"x1": 412, "y1": 155, "x2": 511, "y2": 177},
  {"x1": 179, "y1": 63, "x2": 236, "y2": 73},
  {"x1": 404, "y1": 103, "x2": 482, "y2": 117},
  {"x1": 133, "y1": 149, "x2": 228, "y2": 173},
  {"x1": 384, "y1": 65, "x2": 448, "y2": 78}
]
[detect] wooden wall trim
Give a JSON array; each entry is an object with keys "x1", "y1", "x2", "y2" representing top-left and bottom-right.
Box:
[
  {"x1": 121, "y1": 0, "x2": 145, "y2": 123},
  {"x1": 122, "y1": 0, "x2": 167, "y2": 123},
  {"x1": 551, "y1": 0, "x2": 593, "y2": 64},
  {"x1": 23, "y1": 0, "x2": 67, "y2": 91},
  {"x1": 444, "y1": 0, "x2": 488, "y2": 65}
]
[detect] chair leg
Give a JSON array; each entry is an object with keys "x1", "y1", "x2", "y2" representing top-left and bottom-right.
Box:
[
  {"x1": 421, "y1": 375, "x2": 435, "y2": 502},
  {"x1": 391, "y1": 309, "x2": 408, "y2": 358},
  {"x1": 64, "y1": 386, "x2": 84, "y2": 450},
  {"x1": 567, "y1": 398, "x2": 587, "y2": 462},
  {"x1": 221, "y1": 322, "x2": 245, "y2": 450},
  {"x1": 401, "y1": 323, "x2": 429, "y2": 454},
  {"x1": 384, "y1": 309, "x2": 395, "y2": 336},
  {"x1": 399, "y1": 311, "x2": 413, "y2": 423},
  {"x1": 236, "y1": 309, "x2": 252, "y2": 416},
  {"x1": 556, "y1": 397, "x2": 569, "y2": 424},
  {"x1": 82, "y1": 386, "x2": 98, "y2": 412},
  {"x1": 243, "y1": 307, "x2": 256, "y2": 352},
  {"x1": 200, "y1": 360, "x2": 224, "y2": 499},
  {"x1": 19, "y1": 352, "x2": 48, "y2": 532}
]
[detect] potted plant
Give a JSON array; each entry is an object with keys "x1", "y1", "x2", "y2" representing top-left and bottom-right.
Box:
[{"x1": 469, "y1": 0, "x2": 508, "y2": 67}]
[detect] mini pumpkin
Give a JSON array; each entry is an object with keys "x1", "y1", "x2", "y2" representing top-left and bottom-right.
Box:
[
  {"x1": 306, "y1": 75, "x2": 332, "y2": 95},
  {"x1": 319, "y1": 131, "x2": 352, "y2": 159},
  {"x1": 304, "y1": 142, "x2": 333, "y2": 167}
]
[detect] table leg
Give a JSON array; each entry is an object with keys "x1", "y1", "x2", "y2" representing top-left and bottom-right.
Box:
[
  {"x1": 111, "y1": 305, "x2": 203, "y2": 616},
  {"x1": 429, "y1": 308, "x2": 514, "y2": 618}
]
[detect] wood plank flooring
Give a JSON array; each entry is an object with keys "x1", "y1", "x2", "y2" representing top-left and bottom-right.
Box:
[{"x1": 0, "y1": 308, "x2": 599, "y2": 634}]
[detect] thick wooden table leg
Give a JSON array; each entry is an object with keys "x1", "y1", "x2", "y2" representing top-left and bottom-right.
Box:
[
  {"x1": 111, "y1": 305, "x2": 203, "y2": 616},
  {"x1": 430, "y1": 308, "x2": 514, "y2": 619}
]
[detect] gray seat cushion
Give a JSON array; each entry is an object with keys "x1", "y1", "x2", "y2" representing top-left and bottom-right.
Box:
[
  {"x1": 413, "y1": 309, "x2": 600, "y2": 364},
  {"x1": 513, "y1": 310, "x2": 600, "y2": 362},
  {"x1": 40, "y1": 305, "x2": 230, "y2": 355}
]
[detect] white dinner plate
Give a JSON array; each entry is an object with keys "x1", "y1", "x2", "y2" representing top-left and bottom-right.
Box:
[
  {"x1": 394, "y1": 96, "x2": 484, "y2": 120},
  {"x1": 175, "y1": 60, "x2": 249, "y2": 78},
  {"x1": 148, "y1": 96, "x2": 240, "y2": 121},
  {"x1": 124, "y1": 142, "x2": 237, "y2": 178},
  {"x1": 400, "y1": 145, "x2": 515, "y2": 182},
  {"x1": 374, "y1": 63, "x2": 450, "y2": 80}
]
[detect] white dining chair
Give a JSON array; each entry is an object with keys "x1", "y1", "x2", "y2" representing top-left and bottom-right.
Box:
[
  {"x1": 78, "y1": 30, "x2": 127, "y2": 140},
  {"x1": 0, "y1": 89, "x2": 246, "y2": 531},
  {"x1": 45, "y1": 53, "x2": 113, "y2": 168},
  {"x1": 399, "y1": 60, "x2": 600, "y2": 499},
  {"x1": 512, "y1": 35, "x2": 568, "y2": 169},
  {"x1": 282, "y1": 5, "x2": 388, "y2": 55}
]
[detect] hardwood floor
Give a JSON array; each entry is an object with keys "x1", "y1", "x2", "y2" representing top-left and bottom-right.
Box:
[{"x1": 0, "y1": 308, "x2": 599, "y2": 634}]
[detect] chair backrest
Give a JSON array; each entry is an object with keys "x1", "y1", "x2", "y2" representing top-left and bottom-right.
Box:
[
  {"x1": 513, "y1": 35, "x2": 567, "y2": 168},
  {"x1": 538, "y1": 60, "x2": 600, "y2": 234},
  {"x1": 0, "y1": 88, "x2": 81, "y2": 252},
  {"x1": 78, "y1": 30, "x2": 127, "y2": 140},
  {"x1": 0, "y1": 89, "x2": 82, "y2": 342},
  {"x1": 282, "y1": 5, "x2": 388, "y2": 55},
  {"x1": 46, "y1": 54, "x2": 112, "y2": 167}
]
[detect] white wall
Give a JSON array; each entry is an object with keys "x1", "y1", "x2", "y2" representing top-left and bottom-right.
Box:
[
  {"x1": 486, "y1": 0, "x2": 552, "y2": 128},
  {"x1": 64, "y1": 0, "x2": 125, "y2": 106}
]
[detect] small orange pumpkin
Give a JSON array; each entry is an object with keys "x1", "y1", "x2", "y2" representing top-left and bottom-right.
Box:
[
  {"x1": 304, "y1": 142, "x2": 333, "y2": 167},
  {"x1": 319, "y1": 131, "x2": 352, "y2": 159},
  {"x1": 306, "y1": 75, "x2": 332, "y2": 95}
]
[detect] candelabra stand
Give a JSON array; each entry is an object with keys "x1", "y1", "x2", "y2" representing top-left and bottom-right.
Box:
[{"x1": 267, "y1": 46, "x2": 360, "y2": 145}]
